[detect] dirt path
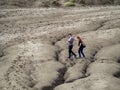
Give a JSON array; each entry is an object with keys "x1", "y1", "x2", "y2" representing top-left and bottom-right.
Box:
[{"x1": 0, "y1": 6, "x2": 120, "y2": 90}]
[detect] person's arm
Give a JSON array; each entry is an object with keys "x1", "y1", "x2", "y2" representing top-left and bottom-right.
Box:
[{"x1": 78, "y1": 40, "x2": 80, "y2": 46}]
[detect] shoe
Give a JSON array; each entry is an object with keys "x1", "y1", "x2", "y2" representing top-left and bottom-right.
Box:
[{"x1": 67, "y1": 57, "x2": 70, "y2": 59}]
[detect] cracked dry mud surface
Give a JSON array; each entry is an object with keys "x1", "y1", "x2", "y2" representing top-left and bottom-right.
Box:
[{"x1": 0, "y1": 6, "x2": 120, "y2": 90}]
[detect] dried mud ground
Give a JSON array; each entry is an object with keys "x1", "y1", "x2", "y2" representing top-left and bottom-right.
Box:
[{"x1": 0, "y1": 6, "x2": 120, "y2": 90}]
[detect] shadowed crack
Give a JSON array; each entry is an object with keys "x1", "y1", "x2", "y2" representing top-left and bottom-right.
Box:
[
  {"x1": 42, "y1": 64, "x2": 67, "y2": 90},
  {"x1": 0, "y1": 51, "x2": 4, "y2": 57},
  {"x1": 117, "y1": 59, "x2": 120, "y2": 63},
  {"x1": 0, "y1": 47, "x2": 4, "y2": 57},
  {"x1": 113, "y1": 71, "x2": 120, "y2": 78},
  {"x1": 41, "y1": 41, "x2": 67, "y2": 90}
]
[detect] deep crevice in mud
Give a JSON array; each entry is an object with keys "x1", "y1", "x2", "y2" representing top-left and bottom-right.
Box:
[
  {"x1": 49, "y1": 33, "x2": 77, "y2": 88},
  {"x1": 79, "y1": 51, "x2": 99, "y2": 79},
  {"x1": 113, "y1": 72, "x2": 120, "y2": 78},
  {"x1": 42, "y1": 67, "x2": 67, "y2": 90},
  {"x1": 90, "y1": 51, "x2": 98, "y2": 62},
  {"x1": 54, "y1": 44, "x2": 62, "y2": 62},
  {"x1": 42, "y1": 86, "x2": 53, "y2": 90},
  {"x1": 0, "y1": 47, "x2": 4, "y2": 58},
  {"x1": 41, "y1": 40, "x2": 67, "y2": 90},
  {"x1": 117, "y1": 59, "x2": 120, "y2": 63},
  {"x1": 55, "y1": 51, "x2": 60, "y2": 61},
  {"x1": 83, "y1": 62, "x2": 91, "y2": 78},
  {"x1": 0, "y1": 52, "x2": 4, "y2": 57}
]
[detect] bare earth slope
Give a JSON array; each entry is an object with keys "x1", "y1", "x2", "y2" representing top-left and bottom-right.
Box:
[{"x1": 0, "y1": 6, "x2": 120, "y2": 90}]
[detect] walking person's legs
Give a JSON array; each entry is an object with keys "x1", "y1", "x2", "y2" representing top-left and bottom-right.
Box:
[
  {"x1": 68, "y1": 45, "x2": 76, "y2": 58},
  {"x1": 70, "y1": 45, "x2": 76, "y2": 58},
  {"x1": 68, "y1": 45, "x2": 72, "y2": 58},
  {"x1": 80, "y1": 46, "x2": 85, "y2": 57},
  {"x1": 71, "y1": 50, "x2": 76, "y2": 57},
  {"x1": 78, "y1": 47, "x2": 81, "y2": 57}
]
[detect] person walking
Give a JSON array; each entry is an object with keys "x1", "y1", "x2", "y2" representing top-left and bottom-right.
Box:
[
  {"x1": 68, "y1": 33, "x2": 76, "y2": 59},
  {"x1": 77, "y1": 36, "x2": 86, "y2": 58}
]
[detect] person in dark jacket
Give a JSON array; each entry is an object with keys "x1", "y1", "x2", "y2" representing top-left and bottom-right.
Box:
[{"x1": 77, "y1": 36, "x2": 86, "y2": 58}]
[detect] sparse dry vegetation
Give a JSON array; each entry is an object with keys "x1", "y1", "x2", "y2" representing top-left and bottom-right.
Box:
[{"x1": 0, "y1": 0, "x2": 120, "y2": 8}]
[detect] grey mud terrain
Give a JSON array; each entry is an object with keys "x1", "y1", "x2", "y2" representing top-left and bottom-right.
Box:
[{"x1": 0, "y1": 6, "x2": 120, "y2": 90}]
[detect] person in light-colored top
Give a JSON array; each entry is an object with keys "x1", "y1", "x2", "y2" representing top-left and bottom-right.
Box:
[{"x1": 68, "y1": 33, "x2": 76, "y2": 59}]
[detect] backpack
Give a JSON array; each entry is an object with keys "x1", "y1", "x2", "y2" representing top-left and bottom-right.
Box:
[{"x1": 82, "y1": 42, "x2": 86, "y2": 48}]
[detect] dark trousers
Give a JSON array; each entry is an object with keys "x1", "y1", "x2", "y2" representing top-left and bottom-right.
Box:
[
  {"x1": 68, "y1": 45, "x2": 76, "y2": 58},
  {"x1": 78, "y1": 44, "x2": 85, "y2": 57}
]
